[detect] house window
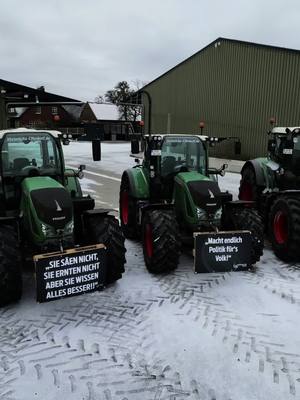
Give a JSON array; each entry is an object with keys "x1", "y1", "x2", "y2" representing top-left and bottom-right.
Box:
[
  {"x1": 51, "y1": 106, "x2": 58, "y2": 115},
  {"x1": 35, "y1": 106, "x2": 41, "y2": 115}
]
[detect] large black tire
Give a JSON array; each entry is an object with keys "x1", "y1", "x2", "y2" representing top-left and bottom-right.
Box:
[
  {"x1": 268, "y1": 196, "x2": 300, "y2": 261},
  {"x1": 223, "y1": 207, "x2": 264, "y2": 265},
  {"x1": 239, "y1": 166, "x2": 261, "y2": 202},
  {"x1": 85, "y1": 215, "x2": 126, "y2": 284},
  {"x1": 142, "y1": 209, "x2": 181, "y2": 274},
  {"x1": 0, "y1": 224, "x2": 22, "y2": 307},
  {"x1": 119, "y1": 173, "x2": 139, "y2": 239}
]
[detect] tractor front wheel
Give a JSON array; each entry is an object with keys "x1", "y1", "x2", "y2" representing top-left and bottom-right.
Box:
[
  {"x1": 223, "y1": 207, "x2": 264, "y2": 265},
  {"x1": 142, "y1": 209, "x2": 181, "y2": 273},
  {"x1": 269, "y1": 197, "x2": 300, "y2": 261},
  {"x1": 85, "y1": 215, "x2": 126, "y2": 284},
  {"x1": 0, "y1": 224, "x2": 22, "y2": 307}
]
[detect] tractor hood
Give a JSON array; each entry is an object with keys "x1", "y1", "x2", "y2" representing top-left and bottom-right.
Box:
[
  {"x1": 175, "y1": 172, "x2": 222, "y2": 214},
  {"x1": 22, "y1": 177, "x2": 72, "y2": 230}
]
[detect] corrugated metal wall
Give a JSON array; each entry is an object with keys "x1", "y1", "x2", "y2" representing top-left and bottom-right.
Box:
[{"x1": 142, "y1": 39, "x2": 300, "y2": 159}]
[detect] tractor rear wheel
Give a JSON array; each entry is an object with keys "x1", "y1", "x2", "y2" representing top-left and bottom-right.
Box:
[
  {"x1": 223, "y1": 207, "x2": 264, "y2": 265},
  {"x1": 142, "y1": 209, "x2": 181, "y2": 273},
  {"x1": 119, "y1": 174, "x2": 138, "y2": 239},
  {"x1": 269, "y1": 197, "x2": 300, "y2": 261},
  {"x1": 85, "y1": 215, "x2": 126, "y2": 284},
  {"x1": 239, "y1": 167, "x2": 260, "y2": 202},
  {"x1": 0, "y1": 224, "x2": 22, "y2": 307}
]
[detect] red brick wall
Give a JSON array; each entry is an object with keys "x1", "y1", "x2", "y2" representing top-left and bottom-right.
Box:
[{"x1": 19, "y1": 105, "x2": 74, "y2": 128}]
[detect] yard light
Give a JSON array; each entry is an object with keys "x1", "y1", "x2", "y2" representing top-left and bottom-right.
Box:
[{"x1": 199, "y1": 121, "x2": 205, "y2": 134}]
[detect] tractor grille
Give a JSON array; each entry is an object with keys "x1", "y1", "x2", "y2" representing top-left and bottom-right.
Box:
[
  {"x1": 187, "y1": 180, "x2": 222, "y2": 214},
  {"x1": 31, "y1": 188, "x2": 72, "y2": 230}
]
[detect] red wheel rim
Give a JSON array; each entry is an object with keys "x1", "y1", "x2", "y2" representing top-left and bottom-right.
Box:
[
  {"x1": 239, "y1": 182, "x2": 253, "y2": 201},
  {"x1": 121, "y1": 191, "x2": 129, "y2": 225},
  {"x1": 144, "y1": 223, "x2": 153, "y2": 258},
  {"x1": 273, "y1": 210, "x2": 288, "y2": 244}
]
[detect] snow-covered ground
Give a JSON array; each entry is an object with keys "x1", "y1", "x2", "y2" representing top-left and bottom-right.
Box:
[{"x1": 1, "y1": 142, "x2": 300, "y2": 400}]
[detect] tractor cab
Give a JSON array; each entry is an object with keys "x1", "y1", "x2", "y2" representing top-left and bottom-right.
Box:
[
  {"x1": 0, "y1": 129, "x2": 65, "y2": 211},
  {"x1": 139, "y1": 134, "x2": 208, "y2": 201},
  {"x1": 268, "y1": 127, "x2": 300, "y2": 178},
  {"x1": 160, "y1": 136, "x2": 207, "y2": 177}
]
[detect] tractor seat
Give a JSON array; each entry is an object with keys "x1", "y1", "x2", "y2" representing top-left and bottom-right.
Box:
[
  {"x1": 13, "y1": 157, "x2": 30, "y2": 170},
  {"x1": 161, "y1": 156, "x2": 177, "y2": 176}
]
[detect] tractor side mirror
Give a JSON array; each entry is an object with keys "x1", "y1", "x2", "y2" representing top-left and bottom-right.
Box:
[
  {"x1": 131, "y1": 139, "x2": 140, "y2": 154},
  {"x1": 77, "y1": 165, "x2": 86, "y2": 179},
  {"x1": 92, "y1": 139, "x2": 101, "y2": 161},
  {"x1": 234, "y1": 141, "x2": 241, "y2": 155},
  {"x1": 219, "y1": 163, "x2": 228, "y2": 176}
]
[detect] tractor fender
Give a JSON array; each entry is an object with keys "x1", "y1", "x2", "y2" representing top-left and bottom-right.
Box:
[
  {"x1": 122, "y1": 168, "x2": 149, "y2": 199},
  {"x1": 65, "y1": 169, "x2": 83, "y2": 198},
  {"x1": 84, "y1": 209, "x2": 112, "y2": 216},
  {"x1": 241, "y1": 160, "x2": 266, "y2": 187},
  {"x1": 0, "y1": 216, "x2": 19, "y2": 224},
  {"x1": 141, "y1": 203, "x2": 174, "y2": 214}
]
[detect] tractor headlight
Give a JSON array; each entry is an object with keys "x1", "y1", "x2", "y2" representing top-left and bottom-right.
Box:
[
  {"x1": 196, "y1": 207, "x2": 207, "y2": 220},
  {"x1": 64, "y1": 221, "x2": 74, "y2": 234},
  {"x1": 41, "y1": 223, "x2": 56, "y2": 237},
  {"x1": 214, "y1": 207, "x2": 222, "y2": 220}
]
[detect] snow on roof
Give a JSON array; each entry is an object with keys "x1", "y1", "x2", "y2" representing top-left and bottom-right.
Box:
[
  {"x1": 62, "y1": 104, "x2": 85, "y2": 121},
  {"x1": 0, "y1": 127, "x2": 62, "y2": 139},
  {"x1": 10, "y1": 107, "x2": 28, "y2": 118},
  {"x1": 88, "y1": 103, "x2": 120, "y2": 121}
]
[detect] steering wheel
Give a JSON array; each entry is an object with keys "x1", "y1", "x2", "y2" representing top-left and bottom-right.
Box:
[
  {"x1": 21, "y1": 166, "x2": 40, "y2": 176},
  {"x1": 174, "y1": 162, "x2": 188, "y2": 173}
]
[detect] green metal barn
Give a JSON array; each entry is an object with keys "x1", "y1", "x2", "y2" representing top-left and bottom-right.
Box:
[{"x1": 140, "y1": 38, "x2": 300, "y2": 160}]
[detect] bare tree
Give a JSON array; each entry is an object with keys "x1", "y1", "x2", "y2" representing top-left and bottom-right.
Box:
[{"x1": 95, "y1": 80, "x2": 147, "y2": 121}]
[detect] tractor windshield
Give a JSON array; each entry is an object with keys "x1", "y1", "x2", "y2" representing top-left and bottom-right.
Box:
[
  {"x1": 161, "y1": 136, "x2": 206, "y2": 176},
  {"x1": 1, "y1": 132, "x2": 61, "y2": 177}
]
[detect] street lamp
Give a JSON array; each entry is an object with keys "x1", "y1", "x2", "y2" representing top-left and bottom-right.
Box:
[{"x1": 138, "y1": 89, "x2": 152, "y2": 136}]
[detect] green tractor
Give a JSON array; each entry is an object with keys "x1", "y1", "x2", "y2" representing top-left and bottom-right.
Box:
[
  {"x1": 239, "y1": 123, "x2": 300, "y2": 261},
  {"x1": 0, "y1": 128, "x2": 126, "y2": 306},
  {"x1": 119, "y1": 133, "x2": 264, "y2": 273}
]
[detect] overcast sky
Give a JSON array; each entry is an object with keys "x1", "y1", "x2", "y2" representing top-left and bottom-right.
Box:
[{"x1": 0, "y1": 0, "x2": 299, "y2": 101}]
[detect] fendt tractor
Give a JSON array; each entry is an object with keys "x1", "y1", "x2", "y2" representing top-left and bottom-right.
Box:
[
  {"x1": 239, "y1": 121, "x2": 300, "y2": 261},
  {"x1": 119, "y1": 132, "x2": 264, "y2": 273},
  {"x1": 0, "y1": 128, "x2": 126, "y2": 306}
]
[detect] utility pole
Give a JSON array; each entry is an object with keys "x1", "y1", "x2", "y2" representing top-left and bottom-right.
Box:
[
  {"x1": 139, "y1": 90, "x2": 152, "y2": 136},
  {"x1": 0, "y1": 88, "x2": 7, "y2": 129}
]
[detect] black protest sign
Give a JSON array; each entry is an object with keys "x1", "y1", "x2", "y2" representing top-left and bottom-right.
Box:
[
  {"x1": 194, "y1": 231, "x2": 251, "y2": 273},
  {"x1": 34, "y1": 244, "x2": 106, "y2": 303}
]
